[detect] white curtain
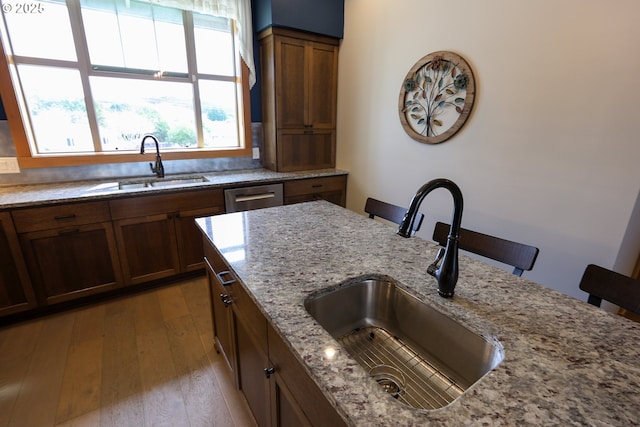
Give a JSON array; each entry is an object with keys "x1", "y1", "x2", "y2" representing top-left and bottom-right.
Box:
[{"x1": 143, "y1": 0, "x2": 256, "y2": 88}]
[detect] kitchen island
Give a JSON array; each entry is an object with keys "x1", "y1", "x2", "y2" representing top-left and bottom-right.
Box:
[{"x1": 197, "y1": 200, "x2": 640, "y2": 426}]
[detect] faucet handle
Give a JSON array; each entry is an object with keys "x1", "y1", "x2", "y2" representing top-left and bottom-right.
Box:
[{"x1": 427, "y1": 247, "x2": 445, "y2": 276}]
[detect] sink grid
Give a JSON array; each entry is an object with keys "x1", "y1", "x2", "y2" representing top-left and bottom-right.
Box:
[{"x1": 337, "y1": 326, "x2": 464, "y2": 409}]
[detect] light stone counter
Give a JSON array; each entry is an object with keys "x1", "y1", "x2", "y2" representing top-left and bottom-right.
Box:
[
  {"x1": 197, "y1": 200, "x2": 640, "y2": 427},
  {"x1": 0, "y1": 168, "x2": 347, "y2": 209}
]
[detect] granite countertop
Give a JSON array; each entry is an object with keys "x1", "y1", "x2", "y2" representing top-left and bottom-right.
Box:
[
  {"x1": 0, "y1": 168, "x2": 348, "y2": 209},
  {"x1": 196, "y1": 201, "x2": 640, "y2": 427}
]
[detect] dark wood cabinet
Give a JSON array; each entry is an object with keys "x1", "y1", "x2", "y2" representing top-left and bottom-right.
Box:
[
  {"x1": 2, "y1": 174, "x2": 345, "y2": 320},
  {"x1": 267, "y1": 323, "x2": 346, "y2": 427},
  {"x1": 12, "y1": 202, "x2": 122, "y2": 305},
  {"x1": 276, "y1": 130, "x2": 335, "y2": 171},
  {"x1": 112, "y1": 213, "x2": 180, "y2": 285},
  {"x1": 110, "y1": 189, "x2": 224, "y2": 285},
  {"x1": 284, "y1": 175, "x2": 347, "y2": 207},
  {"x1": 0, "y1": 212, "x2": 36, "y2": 316},
  {"x1": 203, "y1": 237, "x2": 346, "y2": 427},
  {"x1": 236, "y1": 317, "x2": 271, "y2": 427},
  {"x1": 204, "y1": 242, "x2": 236, "y2": 373},
  {"x1": 260, "y1": 28, "x2": 339, "y2": 172}
]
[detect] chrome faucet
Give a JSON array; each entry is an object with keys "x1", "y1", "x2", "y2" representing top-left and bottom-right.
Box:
[
  {"x1": 397, "y1": 179, "x2": 464, "y2": 298},
  {"x1": 140, "y1": 134, "x2": 164, "y2": 178}
]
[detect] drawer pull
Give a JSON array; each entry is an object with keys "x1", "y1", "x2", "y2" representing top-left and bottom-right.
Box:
[
  {"x1": 217, "y1": 270, "x2": 236, "y2": 286},
  {"x1": 54, "y1": 214, "x2": 77, "y2": 221},
  {"x1": 58, "y1": 228, "x2": 80, "y2": 235},
  {"x1": 311, "y1": 184, "x2": 323, "y2": 188},
  {"x1": 264, "y1": 367, "x2": 275, "y2": 378},
  {"x1": 220, "y1": 293, "x2": 232, "y2": 307}
]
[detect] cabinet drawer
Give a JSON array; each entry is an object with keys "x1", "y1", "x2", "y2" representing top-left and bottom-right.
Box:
[
  {"x1": 283, "y1": 175, "x2": 346, "y2": 198},
  {"x1": 110, "y1": 188, "x2": 223, "y2": 220},
  {"x1": 12, "y1": 201, "x2": 111, "y2": 233}
]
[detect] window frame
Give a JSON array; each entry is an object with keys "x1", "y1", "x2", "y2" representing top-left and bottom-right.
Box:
[{"x1": 0, "y1": 1, "x2": 252, "y2": 169}]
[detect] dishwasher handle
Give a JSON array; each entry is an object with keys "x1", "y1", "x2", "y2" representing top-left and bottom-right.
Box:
[
  {"x1": 234, "y1": 192, "x2": 277, "y2": 203},
  {"x1": 224, "y1": 183, "x2": 284, "y2": 213}
]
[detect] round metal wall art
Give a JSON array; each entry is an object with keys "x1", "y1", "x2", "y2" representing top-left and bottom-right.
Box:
[{"x1": 398, "y1": 51, "x2": 476, "y2": 144}]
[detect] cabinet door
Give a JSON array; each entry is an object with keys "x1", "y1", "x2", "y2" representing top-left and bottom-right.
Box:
[
  {"x1": 270, "y1": 373, "x2": 312, "y2": 427},
  {"x1": 20, "y1": 222, "x2": 122, "y2": 305},
  {"x1": 205, "y1": 245, "x2": 236, "y2": 375},
  {"x1": 307, "y1": 41, "x2": 338, "y2": 129},
  {"x1": 275, "y1": 36, "x2": 306, "y2": 129},
  {"x1": 113, "y1": 214, "x2": 180, "y2": 285},
  {"x1": 0, "y1": 212, "x2": 36, "y2": 316},
  {"x1": 236, "y1": 316, "x2": 270, "y2": 427},
  {"x1": 276, "y1": 130, "x2": 335, "y2": 172},
  {"x1": 267, "y1": 324, "x2": 348, "y2": 427},
  {"x1": 232, "y1": 275, "x2": 270, "y2": 426},
  {"x1": 176, "y1": 206, "x2": 224, "y2": 272},
  {"x1": 275, "y1": 36, "x2": 338, "y2": 130}
]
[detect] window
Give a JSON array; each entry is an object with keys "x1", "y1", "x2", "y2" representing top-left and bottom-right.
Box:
[{"x1": 0, "y1": 0, "x2": 252, "y2": 167}]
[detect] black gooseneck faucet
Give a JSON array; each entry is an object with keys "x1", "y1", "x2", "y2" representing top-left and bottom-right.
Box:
[
  {"x1": 140, "y1": 134, "x2": 165, "y2": 178},
  {"x1": 397, "y1": 178, "x2": 464, "y2": 298}
]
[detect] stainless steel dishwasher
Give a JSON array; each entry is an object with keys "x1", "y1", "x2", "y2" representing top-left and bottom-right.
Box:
[{"x1": 224, "y1": 183, "x2": 284, "y2": 212}]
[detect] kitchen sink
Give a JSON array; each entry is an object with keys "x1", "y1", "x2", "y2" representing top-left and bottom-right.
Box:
[
  {"x1": 150, "y1": 176, "x2": 208, "y2": 187},
  {"x1": 304, "y1": 275, "x2": 504, "y2": 410},
  {"x1": 117, "y1": 176, "x2": 207, "y2": 190},
  {"x1": 118, "y1": 181, "x2": 151, "y2": 190}
]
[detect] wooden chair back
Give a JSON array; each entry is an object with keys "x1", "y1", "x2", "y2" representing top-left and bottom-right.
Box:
[
  {"x1": 432, "y1": 221, "x2": 539, "y2": 276},
  {"x1": 579, "y1": 264, "x2": 640, "y2": 314},
  {"x1": 364, "y1": 197, "x2": 424, "y2": 234}
]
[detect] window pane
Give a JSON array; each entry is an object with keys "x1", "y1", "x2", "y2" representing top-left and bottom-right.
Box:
[
  {"x1": 81, "y1": 0, "x2": 121, "y2": 66},
  {"x1": 3, "y1": 0, "x2": 76, "y2": 60},
  {"x1": 81, "y1": 0, "x2": 187, "y2": 72},
  {"x1": 17, "y1": 65, "x2": 92, "y2": 153},
  {"x1": 90, "y1": 76, "x2": 196, "y2": 151},
  {"x1": 199, "y1": 80, "x2": 239, "y2": 148},
  {"x1": 194, "y1": 13, "x2": 234, "y2": 76}
]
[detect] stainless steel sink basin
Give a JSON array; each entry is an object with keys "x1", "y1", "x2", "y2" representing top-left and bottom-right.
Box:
[
  {"x1": 150, "y1": 176, "x2": 208, "y2": 187},
  {"x1": 117, "y1": 176, "x2": 207, "y2": 190},
  {"x1": 118, "y1": 181, "x2": 151, "y2": 190},
  {"x1": 304, "y1": 276, "x2": 504, "y2": 409}
]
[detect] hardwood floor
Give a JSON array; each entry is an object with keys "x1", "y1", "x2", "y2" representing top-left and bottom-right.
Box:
[{"x1": 0, "y1": 277, "x2": 258, "y2": 427}]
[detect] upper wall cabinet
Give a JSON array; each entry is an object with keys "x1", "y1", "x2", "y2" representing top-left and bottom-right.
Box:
[{"x1": 259, "y1": 28, "x2": 339, "y2": 172}]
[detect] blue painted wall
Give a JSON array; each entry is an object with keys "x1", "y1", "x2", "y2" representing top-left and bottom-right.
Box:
[{"x1": 253, "y1": 0, "x2": 344, "y2": 38}]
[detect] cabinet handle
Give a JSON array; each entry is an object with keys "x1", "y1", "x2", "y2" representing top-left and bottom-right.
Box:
[
  {"x1": 216, "y1": 270, "x2": 236, "y2": 286},
  {"x1": 264, "y1": 367, "x2": 275, "y2": 379},
  {"x1": 54, "y1": 214, "x2": 76, "y2": 221},
  {"x1": 311, "y1": 184, "x2": 323, "y2": 188},
  {"x1": 220, "y1": 293, "x2": 232, "y2": 307},
  {"x1": 58, "y1": 228, "x2": 80, "y2": 235}
]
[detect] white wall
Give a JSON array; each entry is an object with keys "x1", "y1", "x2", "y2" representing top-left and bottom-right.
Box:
[{"x1": 336, "y1": 0, "x2": 640, "y2": 299}]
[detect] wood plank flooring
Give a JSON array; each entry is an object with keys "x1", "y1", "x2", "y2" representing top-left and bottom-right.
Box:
[{"x1": 0, "y1": 277, "x2": 257, "y2": 427}]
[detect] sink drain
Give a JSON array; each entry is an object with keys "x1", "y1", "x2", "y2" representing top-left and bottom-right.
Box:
[
  {"x1": 369, "y1": 365, "x2": 405, "y2": 399},
  {"x1": 338, "y1": 326, "x2": 464, "y2": 409}
]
